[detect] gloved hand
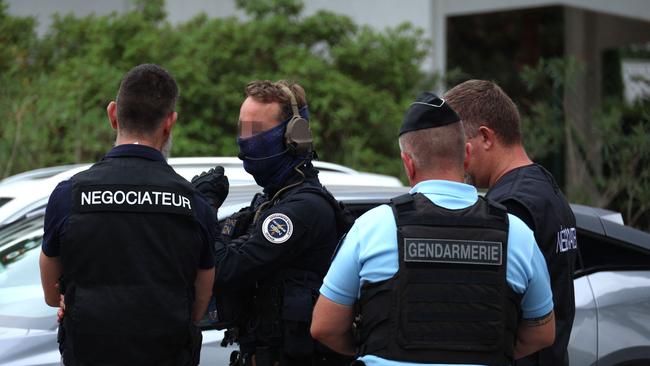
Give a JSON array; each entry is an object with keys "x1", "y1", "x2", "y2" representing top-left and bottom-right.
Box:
[{"x1": 192, "y1": 166, "x2": 229, "y2": 210}]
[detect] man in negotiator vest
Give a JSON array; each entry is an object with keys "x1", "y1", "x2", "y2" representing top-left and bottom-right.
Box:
[
  {"x1": 311, "y1": 92, "x2": 556, "y2": 366},
  {"x1": 39, "y1": 64, "x2": 216, "y2": 366}
]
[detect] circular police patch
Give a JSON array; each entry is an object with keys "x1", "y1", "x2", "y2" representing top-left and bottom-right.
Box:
[{"x1": 262, "y1": 213, "x2": 293, "y2": 244}]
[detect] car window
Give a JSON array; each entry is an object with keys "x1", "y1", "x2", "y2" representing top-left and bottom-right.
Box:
[
  {"x1": 345, "y1": 202, "x2": 386, "y2": 218},
  {"x1": 0, "y1": 215, "x2": 56, "y2": 326},
  {"x1": 0, "y1": 229, "x2": 43, "y2": 288},
  {"x1": 575, "y1": 229, "x2": 650, "y2": 277},
  {"x1": 0, "y1": 197, "x2": 10, "y2": 209}
]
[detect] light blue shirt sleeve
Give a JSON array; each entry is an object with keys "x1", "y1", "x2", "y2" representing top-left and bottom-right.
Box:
[
  {"x1": 505, "y1": 214, "x2": 554, "y2": 319},
  {"x1": 320, "y1": 223, "x2": 362, "y2": 305},
  {"x1": 320, "y1": 204, "x2": 399, "y2": 305}
]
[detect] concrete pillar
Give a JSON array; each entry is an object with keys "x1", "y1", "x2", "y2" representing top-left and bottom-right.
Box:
[
  {"x1": 563, "y1": 7, "x2": 602, "y2": 202},
  {"x1": 432, "y1": 0, "x2": 447, "y2": 94},
  {"x1": 563, "y1": 8, "x2": 650, "y2": 204}
]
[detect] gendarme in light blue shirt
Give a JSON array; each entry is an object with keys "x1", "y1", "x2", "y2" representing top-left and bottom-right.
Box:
[{"x1": 320, "y1": 180, "x2": 553, "y2": 366}]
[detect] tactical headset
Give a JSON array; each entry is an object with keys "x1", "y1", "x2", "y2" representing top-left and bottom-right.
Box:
[{"x1": 279, "y1": 85, "x2": 313, "y2": 156}]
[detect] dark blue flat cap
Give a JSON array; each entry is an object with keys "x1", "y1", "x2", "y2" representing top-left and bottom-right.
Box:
[{"x1": 399, "y1": 92, "x2": 460, "y2": 136}]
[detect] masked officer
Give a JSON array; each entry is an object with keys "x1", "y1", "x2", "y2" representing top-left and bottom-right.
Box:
[
  {"x1": 444, "y1": 80, "x2": 578, "y2": 366},
  {"x1": 197, "y1": 80, "x2": 353, "y2": 366},
  {"x1": 39, "y1": 64, "x2": 216, "y2": 366},
  {"x1": 311, "y1": 92, "x2": 556, "y2": 366}
]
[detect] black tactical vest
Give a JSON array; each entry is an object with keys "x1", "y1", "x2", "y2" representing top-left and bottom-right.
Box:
[
  {"x1": 357, "y1": 193, "x2": 521, "y2": 365},
  {"x1": 487, "y1": 164, "x2": 577, "y2": 366},
  {"x1": 234, "y1": 180, "x2": 353, "y2": 365},
  {"x1": 60, "y1": 155, "x2": 204, "y2": 365}
]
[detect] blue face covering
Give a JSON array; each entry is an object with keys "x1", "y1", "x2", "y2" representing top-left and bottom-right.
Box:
[
  {"x1": 237, "y1": 106, "x2": 311, "y2": 191},
  {"x1": 237, "y1": 120, "x2": 301, "y2": 191}
]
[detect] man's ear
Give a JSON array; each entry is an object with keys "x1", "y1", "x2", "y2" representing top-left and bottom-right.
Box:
[
  {"x1": 463, "y1": 142, "x2": 472, "y2": 171},
  {"x1": 162, "y1": 111, "x2": 177, "y2": 136},
  {"x1": 107, "y1": 101, "x2": 118, "y2": 130},
  {"x1": 401, "y1": 151, "x2": 416, "y2": 184},
  {"x1": 478, "y1": 125, "x2": 496, "y2": 150}
]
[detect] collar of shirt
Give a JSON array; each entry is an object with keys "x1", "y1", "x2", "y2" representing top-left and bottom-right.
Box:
[
  {"x1": 104, "y1": 144, "x2": 166, "y2": 162},
  {"x1": 409, "y1": 179, "x2": 478, "y2": 210}
]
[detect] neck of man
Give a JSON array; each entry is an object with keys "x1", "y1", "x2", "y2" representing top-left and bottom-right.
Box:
[
  {"x1": 410, "y1": 168, "x2": 465, "y2": 187},
  {"x1": 263, "y1": 159, "x2": 313, "y2": 196},
  {"x1": 488, "y1": 143, "x2": 533, "y2": 188},
  {"x1": 115, "y1": 131, "x2": 163, "y2": 152}
]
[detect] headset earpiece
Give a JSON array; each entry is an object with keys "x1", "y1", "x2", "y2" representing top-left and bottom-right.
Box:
[
  {"x1": 279, "y1": 85, "x2": 313, "y2": 156},
  {"x1": 285, "y1": 117, "x2": 312, "y2": 156}
]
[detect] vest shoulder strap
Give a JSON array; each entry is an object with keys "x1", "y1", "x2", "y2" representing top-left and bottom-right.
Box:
[
  {"x1": 391, "y1": 193, "x2": 415, "y2": 207},
  {"x1": 391, "y1": 194, "x2": 509, "y2": 231},
  {"x1": 389, "y1": 193, "x2": 415, "y2": 218},
  {"x1": 289, "y1": 185, "x2": 355, "y2": 239}
]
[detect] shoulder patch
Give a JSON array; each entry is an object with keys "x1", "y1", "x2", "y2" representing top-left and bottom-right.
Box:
[{"x1": 262, "y1": 213, "x2": 293, "y2": 244}]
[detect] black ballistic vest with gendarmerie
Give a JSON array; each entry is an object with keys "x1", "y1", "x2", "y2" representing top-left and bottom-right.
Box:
[
  {"x1": 61, "y1": 155, "x2": 204, "y2": 365},
  {"x1": 357, "y1": 193, "x2": 521, "y2": 366}
]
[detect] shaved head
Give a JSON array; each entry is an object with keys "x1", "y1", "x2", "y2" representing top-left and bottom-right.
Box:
[{"x1": 398, "y1": 122, "x2": 466, "y2": 176}]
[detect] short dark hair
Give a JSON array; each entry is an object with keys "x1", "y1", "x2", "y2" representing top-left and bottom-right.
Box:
[
  {"x1": 116, "y1": 64, "x2": 179, "y2": 134},
  {"x1": 443, "y1": 80, "x2": 521, "y2": 145},
  {"x1": 245, "y1": 80, "x2": 307, "y2": 121}
]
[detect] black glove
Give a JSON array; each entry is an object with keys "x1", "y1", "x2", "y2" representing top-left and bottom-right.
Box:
[
  {"x1": 221, "y1": 206, "x2": 259, "y2": 239},
  {"x1": 191, "y1": 166, "x2": 229, "y2": 210}
]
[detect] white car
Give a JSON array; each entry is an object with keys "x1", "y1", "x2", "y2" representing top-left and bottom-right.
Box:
[
  {"x1": 1, "y1": 184, "x2": 649, "y2": 365},
  {"x1": 0, "y1": 158, "x2": 402, "y2": 226},
  {"x1": 0, "y1": 184, "x2": 410, "y2": 365},
  {"x1": 0, "y1": 164, "x2": 86, "y2": 186}
]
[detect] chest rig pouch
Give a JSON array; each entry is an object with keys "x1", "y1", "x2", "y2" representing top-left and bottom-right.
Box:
[{"x1": 357, "y1": 193, "x2": 521, "y2": 365}]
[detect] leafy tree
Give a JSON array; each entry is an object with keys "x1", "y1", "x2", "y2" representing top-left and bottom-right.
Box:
[
  {"x1": 0, "y1": 0, "x2": 430, "y2": 180},
  {"x1": 0, "y1": 1, "x2": 39, "y2": 177},
  {"x1": 521, "y1": 57, "x2": 650, "y2": 230}
]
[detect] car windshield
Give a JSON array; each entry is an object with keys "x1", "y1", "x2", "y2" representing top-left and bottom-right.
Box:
[{"x1": 0, "y1": 215, "x2": 56, "y2": 329}]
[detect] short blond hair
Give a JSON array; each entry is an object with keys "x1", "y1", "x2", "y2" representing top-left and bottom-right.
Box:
[{"x1": 245, "y1": 80, "x2": 307, "y2": 121}]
